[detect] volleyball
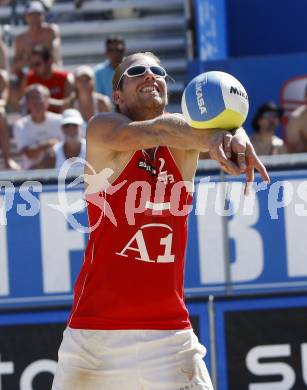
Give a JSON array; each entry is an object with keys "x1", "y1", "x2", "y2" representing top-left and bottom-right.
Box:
[{"x1": 181, "y1": 71, "x2": 249, "y2": 130}]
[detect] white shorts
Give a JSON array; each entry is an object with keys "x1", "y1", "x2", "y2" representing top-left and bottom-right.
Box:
[{"x1": 52, "y1": 327, "x2": 214, "y2": 390}]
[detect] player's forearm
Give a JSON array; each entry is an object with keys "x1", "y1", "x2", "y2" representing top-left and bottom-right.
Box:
[
  {"x1": 153, "y1": 113, "x2": 212, "y2": 151},
  {"x1": 89, "y1": 113, "x2": 215, "y2": 151},
  {"x1": 111, "y1": 114, "x2": 211, "y2": 151}
]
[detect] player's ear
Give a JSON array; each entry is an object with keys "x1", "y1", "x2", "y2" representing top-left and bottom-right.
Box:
[{"x1": 112, "y1": 90, "x2": 122, "y2": 105}]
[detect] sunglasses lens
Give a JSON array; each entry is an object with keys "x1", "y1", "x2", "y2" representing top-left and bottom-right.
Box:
[
  {"x1": 126, "y1": 65, "x2": 167, "y2": 78},
  {"x1": 150, "y1": 66, "x2": 166, "y2": 77},
  {"x1": 127, "y1": 66, "x2": 146, "y2": 77}
]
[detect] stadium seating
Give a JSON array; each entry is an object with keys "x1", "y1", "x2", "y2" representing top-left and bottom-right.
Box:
[{"x1": 0, "y1": 0, "x2": 187, "y2": 168}]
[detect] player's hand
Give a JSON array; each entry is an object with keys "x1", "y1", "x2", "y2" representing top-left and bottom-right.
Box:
[
  {"x1": 208, "y1": 130, "x2": 241, "y2": 176},
  {"x1": 227, "y1": 127, "x2": 270, "y2": 194}
]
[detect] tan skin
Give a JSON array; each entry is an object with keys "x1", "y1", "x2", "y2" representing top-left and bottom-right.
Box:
[
  {"x1": 14, "y1": 11, "x2": 61, "y2": 77},
  {"x1": 286, "y1": 104, "x2": 307, "y2": 153},
  {"x1": 0, "y1": 69, "x2": 20, "y2": 169},
  {"x1": 0, "y1": 37, "x2": 8, "y2": 71},
  {"x1": 251, "y1": 112, "x2": 287, "y2": 155},
  {"x1": 0, "y1": 38, "x2": 20, "y2": 169},
  {"x1": 85, "y1": 54, "x2": 269, "y2": 195},
  {"x1": 75, "y1": 74, "x2": 112, "y2": 121}
]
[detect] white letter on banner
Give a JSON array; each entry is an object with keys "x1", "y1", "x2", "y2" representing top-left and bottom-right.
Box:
[
  {"x1": 246, "y1": 345, "x2": 295, "y2": 390},
  {"x1": 197, "y1": 183, "x2": 263, "y2": 284},
  {"x1": 17, "y1": 181, "x2": 42, "y2": 217},
  {"x1": 197, "y1": 181, "x2": 225, "y2": 283},
  {"x1": 284, "y1": 179, "x2": 307, "y2": 278},
  {"x1": 295, "y1": 181, "x2": 307, "y2": 216},
  {"x1": 0, "y1": 354, "x2": 14, "y2": 386},
  {"x1": 40, "y1": 192, "x2": 85, "y2": 293},
  {"x1": 228, "y1": 183, "x2": 264, "y2": 282},
  {"x1": 302, "y1": 343, "x2": 307, "y2": 385},
  {"x1": 0, "y1": 182, "x2": 14, "y2": 226},
  {"x1": 20, "y1": 360, "x2": 57, "y2": 390},
  {"x1": 268, "y1": 181, "x2": 293, "y2": 220},
  {"x1": 0, "y1": 197, "x2": 9, "y2": 296}
]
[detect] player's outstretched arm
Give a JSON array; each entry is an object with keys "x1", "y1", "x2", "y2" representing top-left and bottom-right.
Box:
[
  {"x1": 87, "y1": 112, "x2": 211, "y2": 151},
  {"x1": 87, "y1": 112, "x2": 248, "y2": 176}
]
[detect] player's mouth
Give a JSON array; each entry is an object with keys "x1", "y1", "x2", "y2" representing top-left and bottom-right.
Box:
[{"x1": 139, "y1": 85, "x2": 160, "y2": 94}]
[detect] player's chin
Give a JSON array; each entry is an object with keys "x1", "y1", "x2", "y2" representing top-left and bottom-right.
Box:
[{"x1": 143, "y1": 96, "x2": 165, "y2": 109}]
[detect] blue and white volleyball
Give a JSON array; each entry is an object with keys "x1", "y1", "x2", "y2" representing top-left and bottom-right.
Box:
[{"x1": 181, "y1": 71, "x2": 249, "y2": 130}]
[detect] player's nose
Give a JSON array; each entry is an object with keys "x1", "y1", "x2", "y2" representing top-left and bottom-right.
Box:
[{"x1": 144, "y1": 69, "x2": 157, "y2": 80}]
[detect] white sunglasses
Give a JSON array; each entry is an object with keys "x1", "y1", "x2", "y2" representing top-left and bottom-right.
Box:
[{"x1": 115, "y1": 65, "x2": 168, "y2": 90}]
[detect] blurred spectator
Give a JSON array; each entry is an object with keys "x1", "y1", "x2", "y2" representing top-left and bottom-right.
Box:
[
  {"x1": 0, "y1": 37, "x2": 8, "y2": 71},
  {"x1": 286, "y1": 88, "x2": 307, "y2": 153},
  {"x1": 251, "y1": 102, "x2": 287, "y2": 155},
  {"x1": 74, "y1": 0, "x2": 85, "y2": 9},
  {"x1": 74, "y1": 65, "x2": 112, "y2": 122},
  {"x1": 24, "y1": 45, "x2": 75, "y2": 113},
  {"x1": 0, "y1": 37, "x2": 20, "y2": 169},
  {"x1": 35, "y1": 109, "x2": 86, "y2": 169},
  {"x1": 94, "y1": 36, "x2": 126, "y2": 99},
  {"x1": 13, "y1": 84, "x2": 62, "y2": 169},
  {"x1": 13, "y1": 1, "x2": 61, "y2": 80}
]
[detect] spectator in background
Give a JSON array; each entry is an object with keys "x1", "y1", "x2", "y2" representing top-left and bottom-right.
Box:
[
  {"x1": 286, "y1": 86, "x2": 307, "y2": 153},
  {"x1": 13, "y1": 84, "x2": 62, "y2": 169},
  {"x1": 11, "y1": 1, "x2": 61, "y2": 109},
  {"x1": 24, "y1": 45, "x2": 75, "y2": 113},
  {"x1": 0, "y1": 37, "x2": 8, "y2": 71},
  {"x1": 14, "y1": 1, "x2": 61, "y2": 80},
  {"x1": 0, "y1": 37, "x2": 20, "y2": 169},
  {"x1": 251, "y1": 102, "x2": 287, "y2": 155},
  {"x1": 94, "y1": 36, "x2": 126, "y2": 99},
  {"x1": 34, "y1": 108, "x2": 86, "y2": 169},
  {"x1": 74, "y1": 65, "x2": 112, "y2": 122}
]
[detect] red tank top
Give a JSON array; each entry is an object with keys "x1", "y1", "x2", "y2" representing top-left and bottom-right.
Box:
[
  {"x1": 26, "y1": 69, "x2": 68, "y2": 100},
  {"x1": 68, "y1": 146, "x2": 193, "y2": 330}
]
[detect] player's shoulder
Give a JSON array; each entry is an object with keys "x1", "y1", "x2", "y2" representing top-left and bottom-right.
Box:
[
  {"x1": 87, "y1": 112, "x2": 130, "y2": 137},
  {"x1": 89, "y1": 112, "x2": 128, "y2": 126}
]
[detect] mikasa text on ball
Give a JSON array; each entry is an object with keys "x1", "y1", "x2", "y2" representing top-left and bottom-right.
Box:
[{"x1": 181, "y1": 71, "x2": 249, "y2": 130}]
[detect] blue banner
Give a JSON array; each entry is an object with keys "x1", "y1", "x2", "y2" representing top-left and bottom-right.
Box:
[
  {"x1": 194, "y1": 0, "x2": 228, "y2": 61},
  {"x1": 0, "y1": 170, "x2": 307, "y2": 308},
  {"x1": 186, "y1": 170, "x2": 307, "y2": 296}
]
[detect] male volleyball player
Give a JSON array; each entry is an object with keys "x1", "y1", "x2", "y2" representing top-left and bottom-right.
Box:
[{"x1": 52, "y1": 52, "x2": 269, "y2": 390}]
